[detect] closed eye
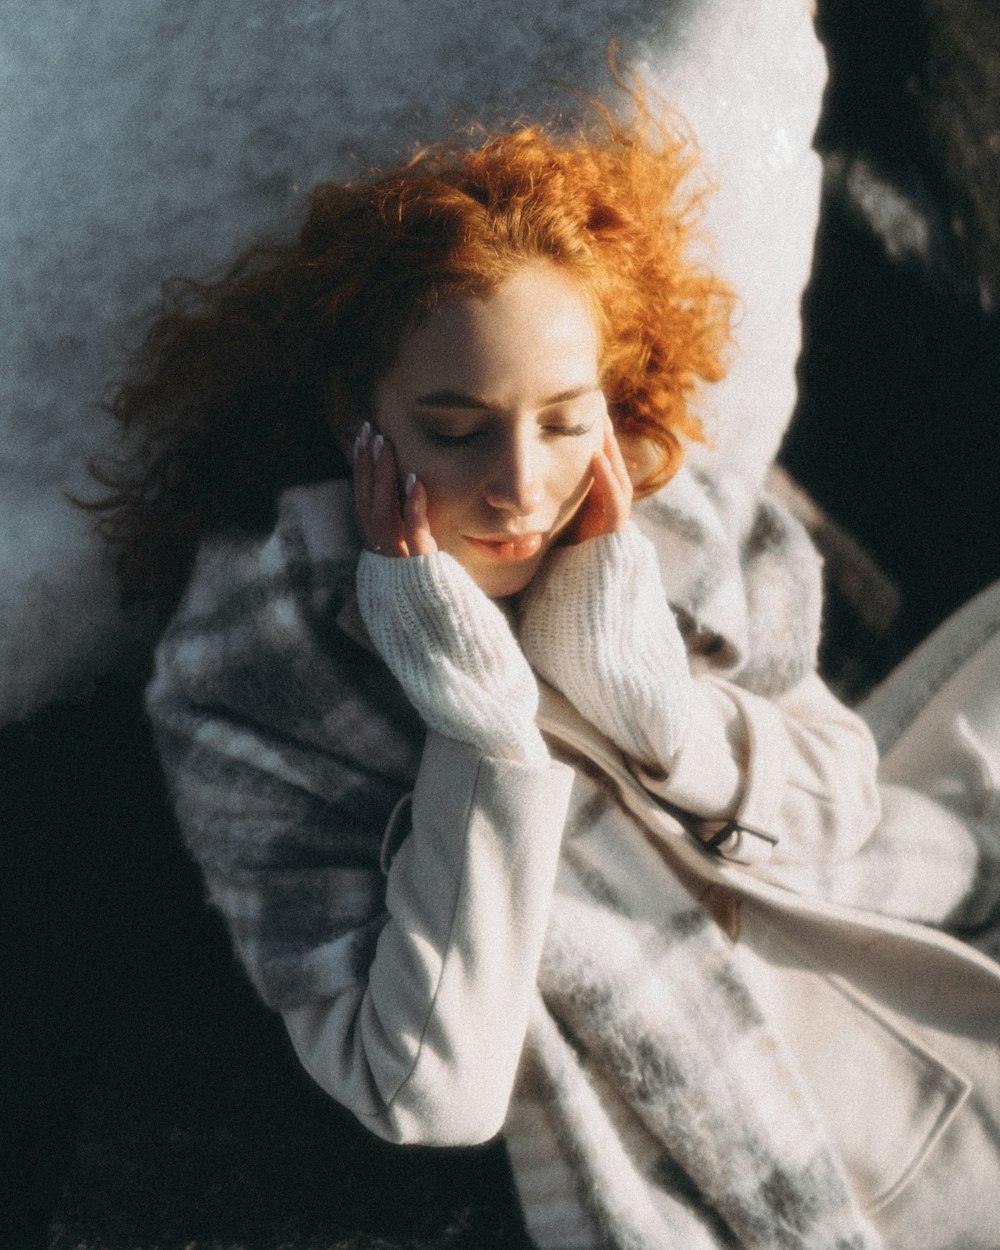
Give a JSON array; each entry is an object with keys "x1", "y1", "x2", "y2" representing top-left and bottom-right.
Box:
[
  {"x1": 542, "y1": 423, "x2": 593, "y2": 438},
  {"x1": 426, "y1": 422, "x2": 592, "y2": 447}
]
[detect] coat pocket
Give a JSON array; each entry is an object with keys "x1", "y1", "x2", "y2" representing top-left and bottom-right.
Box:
[{"x1": 735, "y1": 905, "x2": 971, "y2": 1213}]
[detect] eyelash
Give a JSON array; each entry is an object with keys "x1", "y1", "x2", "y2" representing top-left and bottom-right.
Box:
[{"x1": 425, "y1": 424, "x2": 592, "y2": 448}]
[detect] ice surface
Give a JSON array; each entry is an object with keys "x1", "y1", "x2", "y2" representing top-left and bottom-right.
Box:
[{"x1": 0, "y1": 0, "x2": 825, "y2": 722}]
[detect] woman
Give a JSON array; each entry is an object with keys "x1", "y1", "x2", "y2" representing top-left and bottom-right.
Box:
[{"x1": 93, "y1": 98, "x2": 1000, "y2": 1248}]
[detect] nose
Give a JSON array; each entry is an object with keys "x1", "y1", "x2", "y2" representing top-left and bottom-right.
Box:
[{"x1": 483, "y1": 429, "x2": 542, "y2": 515}]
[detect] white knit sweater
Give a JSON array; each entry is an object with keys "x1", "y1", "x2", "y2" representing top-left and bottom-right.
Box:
[
  {"x1": 356, "y1": 547, "x2": 549, "y2": 764},
  {"x1": 356, "y1": 524, "x2": 693, "y2": 777}
]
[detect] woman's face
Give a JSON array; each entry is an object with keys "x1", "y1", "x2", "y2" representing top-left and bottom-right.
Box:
[{"x1": 372, "y1": 263, "x2": 607, "y2": 597}]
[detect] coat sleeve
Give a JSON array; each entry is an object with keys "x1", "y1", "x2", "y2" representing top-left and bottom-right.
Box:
[
  {"x1": 146, "y1": 491, "x2": 576, "y2": 1146},
  {"x1": 283, "y1": 732, "x2": 573, "y2": 1146},
  {"x1": 634, "y1": 670, "x2": 882, "y2": 868},
  {"x1": 149, "y1": 657, "x2": 573, "y2": 1145}
]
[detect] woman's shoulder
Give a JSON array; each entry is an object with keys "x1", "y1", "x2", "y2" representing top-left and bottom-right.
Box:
[
  {"x1": 151, "y1": 478, "x2": 366, "y2": 693},
  {"x1": 278, "y1": 478, "x2": 361, "y2": 571},
  {"x1": 148, "y1": 476, "x2": 425, "y2": 776},
  {"x1": 167, "y1": 478, "x2": 359, "y2": 626},
  {"x1": 635, "y1": 463, "x2": 823, "y2": 697}
]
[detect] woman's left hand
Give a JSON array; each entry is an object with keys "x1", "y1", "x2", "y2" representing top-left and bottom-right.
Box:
[
  {"x1": 518, "y1": 410, "x2": 691, "y2": 771},
  {"x1": 562, "y1": 412, "x2": 633, "y2": 546}
]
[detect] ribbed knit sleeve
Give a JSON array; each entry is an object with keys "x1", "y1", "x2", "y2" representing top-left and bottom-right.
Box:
[
  {"x1": 518, "y1": 525, "x2": 692, "y2": 771},
  {"x1": 357, "y1": 549, "x2": 548, "y2": 765}
]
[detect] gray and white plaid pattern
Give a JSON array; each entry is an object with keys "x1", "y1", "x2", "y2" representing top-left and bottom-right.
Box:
[{"x1": 148, "y1": 471, "x2": 891, "y2": 1248}]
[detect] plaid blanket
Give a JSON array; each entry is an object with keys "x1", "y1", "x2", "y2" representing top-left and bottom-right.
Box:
[{"x1": 147, "y1": 467, "x2": 884, "y2": 1248}]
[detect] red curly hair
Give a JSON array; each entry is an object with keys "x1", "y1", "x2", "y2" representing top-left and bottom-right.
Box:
[{"x1": 89, "y1": 90, "x2": 734, "y2": 608}]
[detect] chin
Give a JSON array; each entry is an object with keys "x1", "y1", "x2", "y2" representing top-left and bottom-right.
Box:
[{"x1": 468, "y1": 556, "x2": 543, "y2": 599}]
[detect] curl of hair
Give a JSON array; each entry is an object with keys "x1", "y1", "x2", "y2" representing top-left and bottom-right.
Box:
[{"x1": 88, "y1": 86, "x2": 734, "y2": 608}]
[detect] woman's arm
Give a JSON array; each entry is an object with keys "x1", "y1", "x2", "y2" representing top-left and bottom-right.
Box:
[
  {"x1": 519, "y1": 430, "x2": 881, "y2": 869},
  {"x1": 635, "y1": 667, "x2": 882, "y2": 868},
  {"x1": 284, "y1": 730, "x2": 571, "y2": 1146},
  {"x1": 518, "y1": 523, "x2": 691, "y2": 772},
  {"x1": 148, "y1": 617, "x2": 572, "y2": 1148},
  {"x1": 147, "y1": 437, "x2": 577, "y2": 1146}
]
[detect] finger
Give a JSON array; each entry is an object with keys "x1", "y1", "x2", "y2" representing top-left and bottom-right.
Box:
[
  {"x1": 402, "y1": 474, "x2": 439, "y2": 557},
  {"x1": 589, "y1": 448, "x2": 630, "y2": 534},
  {"x1": 563, "y1": 451, "x2": 611, "y2": 545},
  {"x1": 603, "y1": 414, "x2": 634, "y2": 503},
  {"x1": 370, "y1": 436, "x2": 409, "y2": 556}
]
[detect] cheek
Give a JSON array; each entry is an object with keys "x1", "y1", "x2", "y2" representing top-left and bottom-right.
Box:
[
  {"x1": 411, "y1": 457, "x2": 476, "y2": 535},
  {"x1": 384, "y1": 436, "x2": 464, "y2": 513},
  {"x1": 423, "y1": 491, "x2": 460, "y2": 539}
]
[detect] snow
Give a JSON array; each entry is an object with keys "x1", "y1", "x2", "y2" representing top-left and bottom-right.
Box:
[{"x1": 0, "y1": 0, "x2": 825, "y2": 723}]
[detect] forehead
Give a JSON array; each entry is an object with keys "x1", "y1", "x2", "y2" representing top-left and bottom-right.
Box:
[{"x1": 388, "y1": 264, "x2": 600, "y2": 401}]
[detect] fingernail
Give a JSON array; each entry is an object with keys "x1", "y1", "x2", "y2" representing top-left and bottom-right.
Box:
[
  {"x1": 352, "y1": 435, "x2": 361, "y2": 463},
  {"x1": 404, "y1": 472, "x2": 416, "y2": 496},
  {"x1": 372, "y1": 434, "x2": 384, "y2": 463}
]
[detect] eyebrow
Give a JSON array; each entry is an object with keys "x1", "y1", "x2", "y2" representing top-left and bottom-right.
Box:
[{"x1": 413, "y1": 384, "x2": 599, "y2": 411}]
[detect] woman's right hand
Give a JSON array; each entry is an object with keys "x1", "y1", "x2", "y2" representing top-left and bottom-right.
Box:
[
  {"x1": 353, "y1": 422, "x2": 437, "y2": 559},
  {"x1": 352, "y1": 421, "x2": 549, "y2": 765}
]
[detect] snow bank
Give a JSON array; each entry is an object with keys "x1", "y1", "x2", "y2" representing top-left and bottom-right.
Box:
[{"x1": 0, "y1": 0, "x2": 825, "y2": 723}]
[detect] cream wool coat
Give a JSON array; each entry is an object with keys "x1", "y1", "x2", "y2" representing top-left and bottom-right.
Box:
[
  {"x1": 148, "y1": 474, "x2": 1000, "y2": 1248},
  {"x1": 282, "y1": 657, "x2": 1000, "y2": 1248},
  {"x1": 532, "y1": 685, "x2": 1000, "y2": 1247}
]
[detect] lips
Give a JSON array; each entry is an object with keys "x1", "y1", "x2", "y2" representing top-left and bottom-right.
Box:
[{"x1": 464, "y1": 532, "x2": 545, "y2": 562}]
